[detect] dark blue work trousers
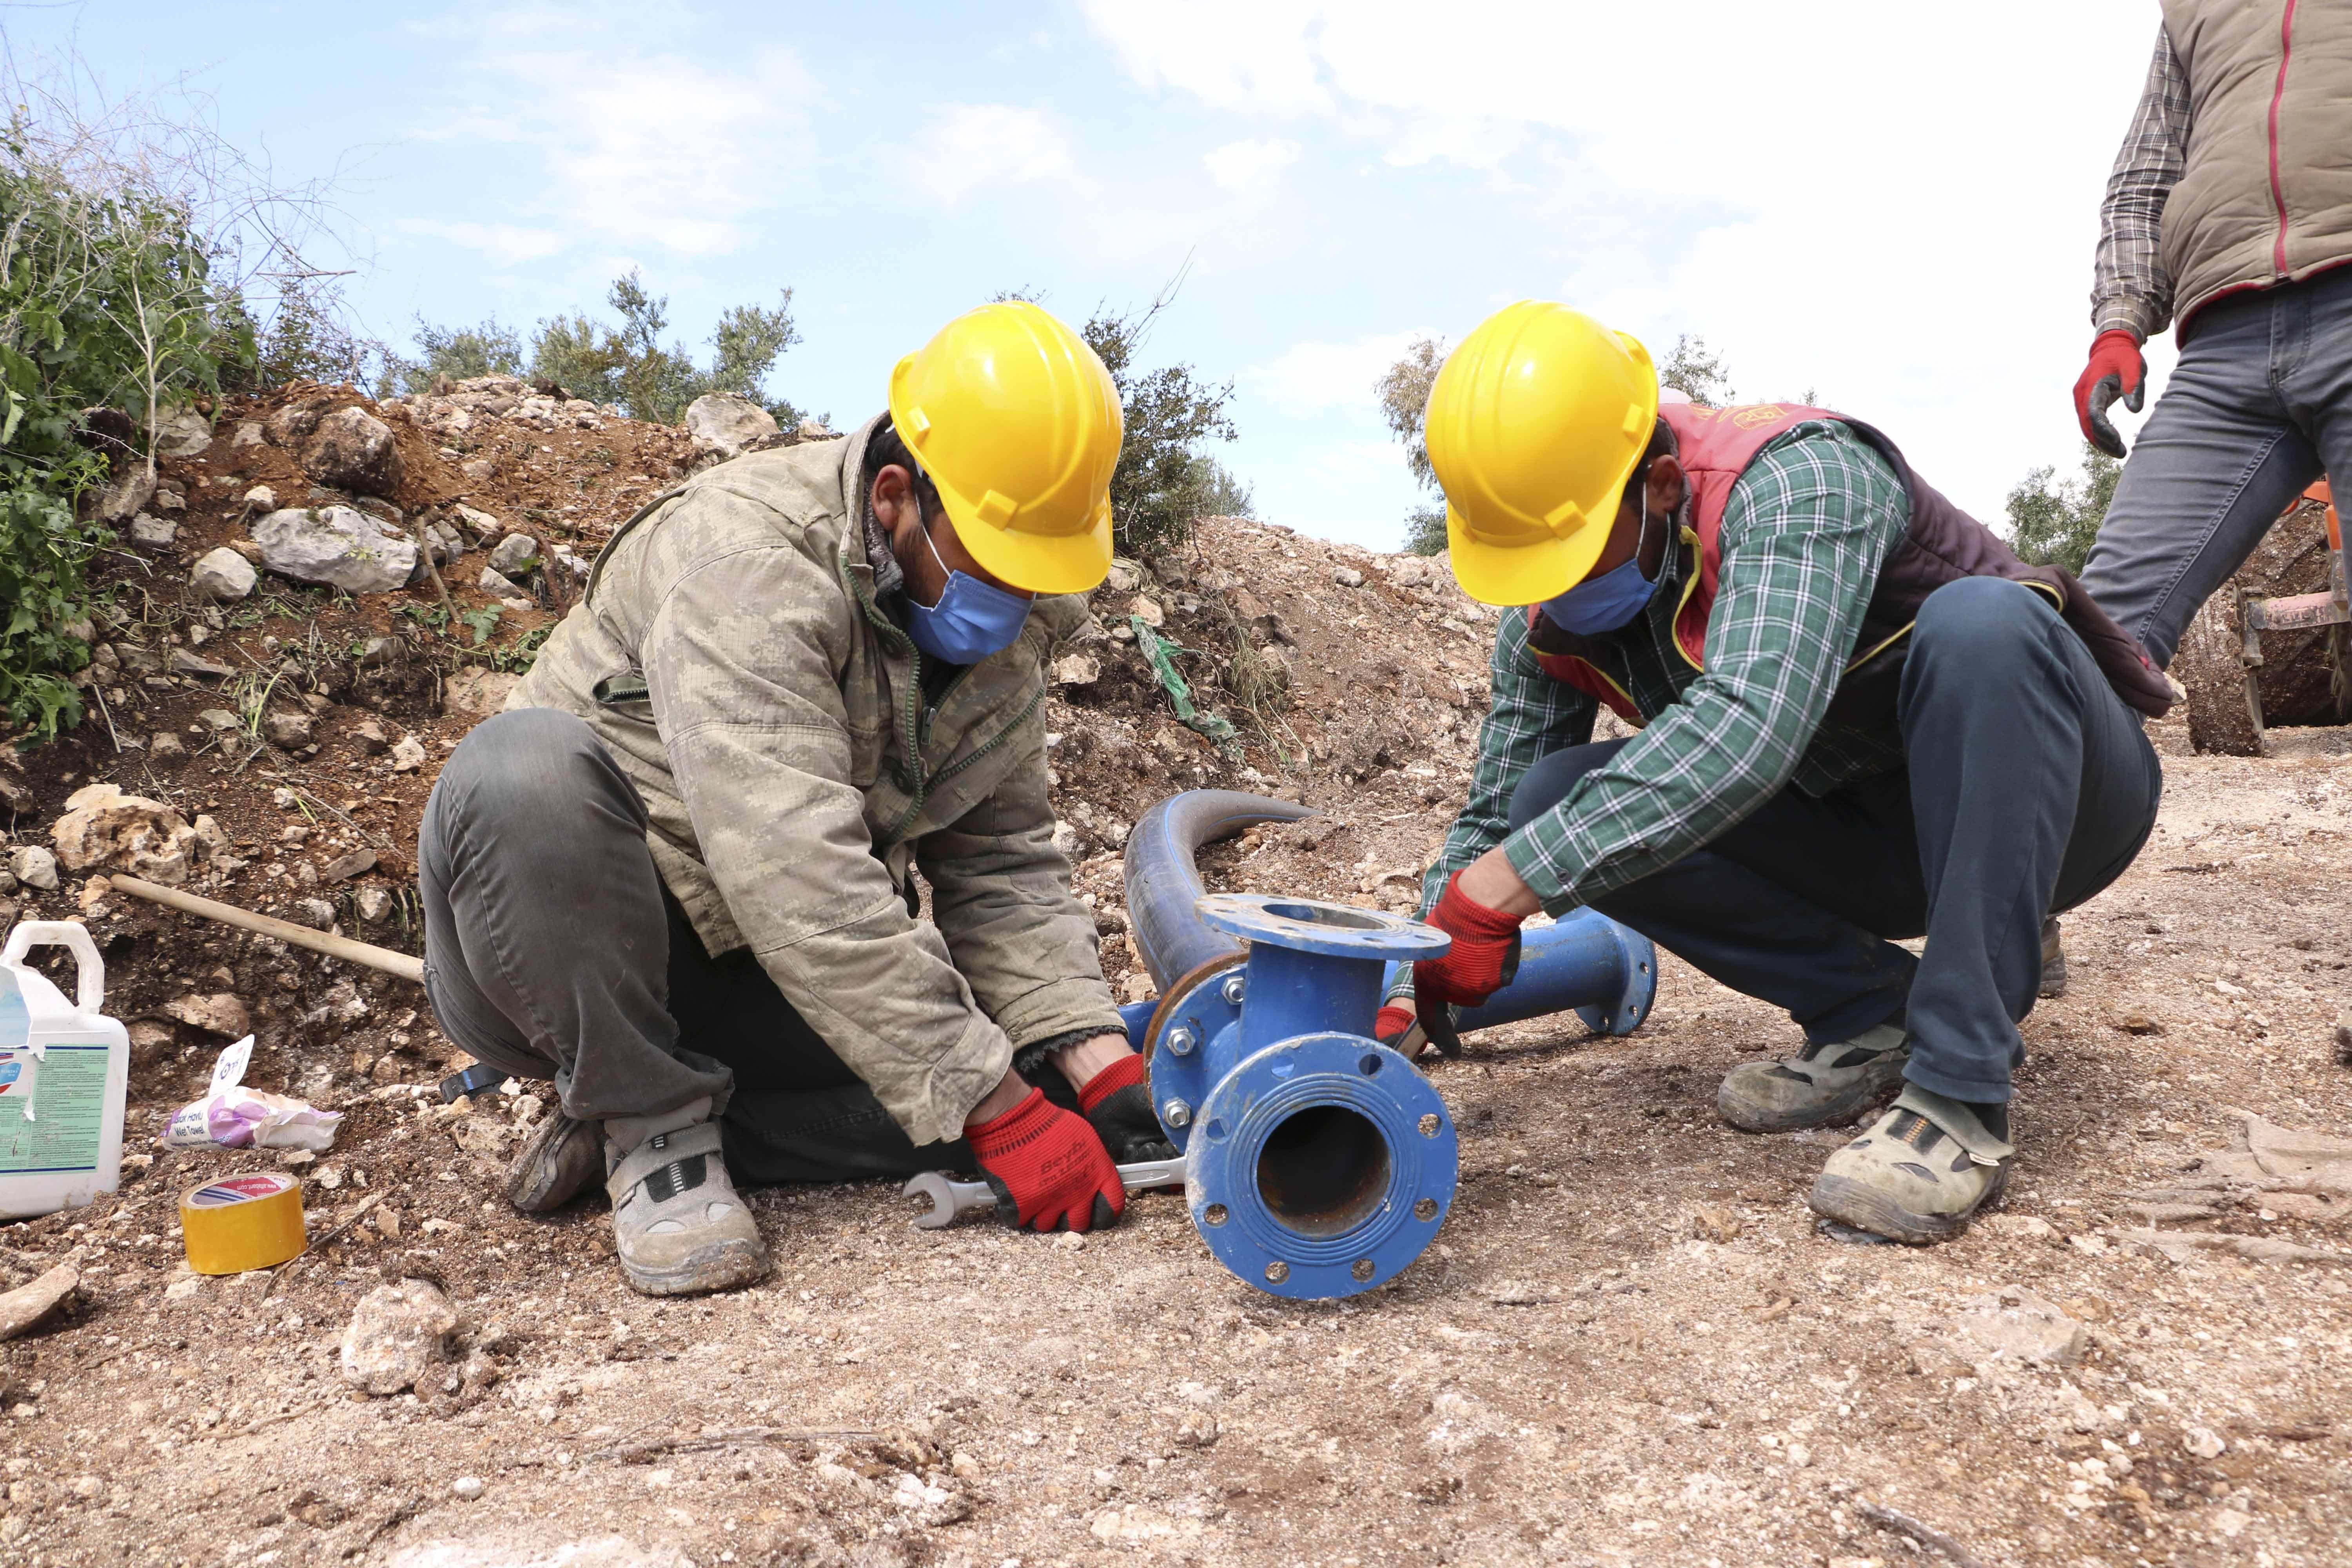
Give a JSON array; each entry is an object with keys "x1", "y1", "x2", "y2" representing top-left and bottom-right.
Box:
[{"x1": 1505, "y1": 577, "x2": 2161, "y2": 1104}]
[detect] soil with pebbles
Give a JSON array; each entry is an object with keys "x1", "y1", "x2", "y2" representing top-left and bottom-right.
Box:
[{"x1": 0, "y1": 392, "x2": 2348, "y2": 1567}]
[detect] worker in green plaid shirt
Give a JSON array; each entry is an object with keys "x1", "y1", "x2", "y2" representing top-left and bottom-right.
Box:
[{"x1": 1381, "y1": 303, "x2": 2171, "y2": 1244}]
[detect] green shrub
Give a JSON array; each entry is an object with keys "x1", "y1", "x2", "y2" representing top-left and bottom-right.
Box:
[
  {"x1": 1082, "y1": 292, "x2": 1245, "y2": 554},
  {"x1": 2007, "y1": 445, "x2": 2120, "y2": 576},
  {"x1": 515, "y1": 271, "x2": 802, "y2": 426},
  {"x1": 0, "y1": 115, "x2": 255, "y2": 739}
]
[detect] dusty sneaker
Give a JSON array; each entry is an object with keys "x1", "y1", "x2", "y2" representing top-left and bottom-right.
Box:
[
  {"x1": 1717, "y1": 1023, "x2": 1908, "y2": 1132},
  {"x1": 1808, "y1": 1086, "x2": 2014, "y2": 1243},
  {"x1": 504, "y1": 1110, "x2": 603, "y2": 1214},
  {"x1": 2038, "y1": 916, "x2": 2068, "y2": 999},
  {"x1": 604, "y1": 1116, "x2": 768, "y2": 1296}
]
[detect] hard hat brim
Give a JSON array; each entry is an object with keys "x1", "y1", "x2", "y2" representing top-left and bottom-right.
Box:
[
  {"x1": 1445, "y1": 487, "x2": 1619, "y2": 607},
  {"x1": 936, "y1": 485, "x2": 1114, "y2": 597}
]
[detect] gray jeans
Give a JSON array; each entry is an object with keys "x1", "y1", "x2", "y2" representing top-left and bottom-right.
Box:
[
  {"x1": 2080, "y1": 265, "x2": 2352, "y2": 668},
  {"x1": 417, "y1": 708, "x2": 971, "y2": 1183}
]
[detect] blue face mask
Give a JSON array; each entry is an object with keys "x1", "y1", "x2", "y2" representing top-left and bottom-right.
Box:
[
  {"x1": 1540, "y1": 495, "x2": 1661, "y2": 635},
  {"x1": 904, "y1": 520, "x2": 1034, "y2": 664}
]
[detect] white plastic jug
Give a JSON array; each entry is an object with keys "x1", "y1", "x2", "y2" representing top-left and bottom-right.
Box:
[{"x1": 0, "y1": 921, "x2": 131, "y2": 1220}]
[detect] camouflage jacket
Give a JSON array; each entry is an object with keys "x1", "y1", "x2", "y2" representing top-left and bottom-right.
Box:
[{"x1": 514, "y1": 415, "x2": 1119, "y2": 1145}]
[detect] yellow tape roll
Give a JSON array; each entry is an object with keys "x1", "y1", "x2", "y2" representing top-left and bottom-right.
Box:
[{"x1": 180, "y1": 1171, "x2": 307, "y2": 1274}]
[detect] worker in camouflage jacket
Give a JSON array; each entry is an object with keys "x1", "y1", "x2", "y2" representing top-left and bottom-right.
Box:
[
  {"x1": 1385, "y1": 303, "x2": 2170, "y2": 1245},
  {"x1": 416, "y1": 303, "x2": 1169, "y2": 1296}
]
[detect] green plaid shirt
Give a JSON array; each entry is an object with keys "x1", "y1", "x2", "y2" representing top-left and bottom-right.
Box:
[{"x1": 1419, "y1": 420, "x2": 1911, "y2": 920}]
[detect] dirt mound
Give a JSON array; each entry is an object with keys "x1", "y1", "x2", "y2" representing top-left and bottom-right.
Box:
[{"x1": 4, "y1": 393, "x2": 2350, "y2": 1568}]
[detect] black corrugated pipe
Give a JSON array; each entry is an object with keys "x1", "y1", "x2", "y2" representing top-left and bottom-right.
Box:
[{"x1": 1123, "y1": 789, "x2": 1316, "y2": 990}]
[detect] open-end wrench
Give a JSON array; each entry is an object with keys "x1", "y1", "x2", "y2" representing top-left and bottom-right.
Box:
[{"x1": 902, "y1": 1156, "x2": 1188, "y2": 1230}]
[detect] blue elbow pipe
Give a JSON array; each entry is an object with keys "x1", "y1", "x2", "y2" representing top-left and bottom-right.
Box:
[{"x1": 1119, "y1": 789, "x2": 1660, "y2": 1301}]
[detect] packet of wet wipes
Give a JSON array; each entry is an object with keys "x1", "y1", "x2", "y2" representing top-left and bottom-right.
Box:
[{"x1": 161, "y1": 1035, "x2": 342, "y2": 1152}]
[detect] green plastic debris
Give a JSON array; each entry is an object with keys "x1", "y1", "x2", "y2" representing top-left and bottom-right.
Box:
[{"x1": 1130, "y1": 616, "x2": 1239, "y2": 748}]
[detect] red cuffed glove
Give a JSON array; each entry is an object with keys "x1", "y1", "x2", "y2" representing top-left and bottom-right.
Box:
[
  {"x1": 1410, "y1": 870, "x2": 1525, "y2": 1010},
  {"x1": 1074, "y1": 1051, "x2": 1176, "y2": 1162},
  {"x1": 967, "y1": 1086, "x2": 1125, "y2": 1233},
  {"x1": 2073, "y1": 329, "x2": 2145, "y2": 458},
  {"x1": 1374, "y1": 1004, "x2": 1417, "y2": 1048}
]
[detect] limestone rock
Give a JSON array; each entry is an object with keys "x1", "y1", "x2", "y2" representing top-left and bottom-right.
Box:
[
  {"x1": 93, "y1": 466, "x2": 155, "y2": 524},
  {"x1": 350, "y1": 717, "x2": 390, "y2": 755},
  {"x1": 263, "y1": 710, "x2": 315, "y2": 749},
  {"x1": 150, "y1": 404, "x2": 213, "y2": 458},
  {"x1": 1951, "y1": 1286, "x2": 2085, "y2": 1367},
  {"x1": 263, "y1": 393, "x2": 334, "y2": 448},
  {"x1": 129, "y1": 514, "x2": 178, "y2": 550},
  {"x1": 356, "y1": 886, "x2": 393, "y2": 922},
  {"x1": 8, "y1": 846, "x2": 58, "y2": 891},
  {"x1": 189, "y1": 547, "x2": 257, "y2": 602},
  {"x1": 300, "y1": 406, "x2": 405, "y2": 497},
  {"x1": 0, "y1": 1258, "x2": 79, "y2": 1341},
  {"x1": 163, "y1": 991, "x2": 250, "y2": 1038},
  {"x1": 450, "y1": 503, "x2": 503, "y2": 542},
  {"x1": 486, "y1": 533, "x2": 539, "y2": 577},
  {"x1": 254, "y1": 507, "x2": 417, "y2": 594},
  {"x1": 50, "y1": 782, "x2": 202, "y2": 885},
  {"x1": 339, "y1": 1278, "x2": 458, "y2": 1396},
  {"x1": 390, "y1": 735, "x2": 428, "y2": 772},
  {"x1": 169, "y1": 648, "x2": 234, "y2": 678},
  {"x1": 443, "y1": 668, "x2": 519, "y2": 717},
  {"x1": 149, "y1": 731, "x2": 186, "y2": 760},
  {"x1": 229, "y1": 420, "x2": 265, "y2": 448},
  {"x1": 684, "y1": 392, "x2": 778, "y2": 461},
  {"x1": 1332, "y1": 566, "x2": 1365, "y2": 588},
  {"x1": 321, "y1": 848, "x2": 375, "y2": 881},
  {"x1": 241, "y1": 484, "x2": 277, "y2": 514},
  {"x1": 477, "y1": 566, "x2": 523, "y2": 598},
  {"x1": 294, "y1": 898, "x2": 337, "y2": 930},
  {"x1": 1051, "y1": 652, "x2": 1102, "y2": 687}
]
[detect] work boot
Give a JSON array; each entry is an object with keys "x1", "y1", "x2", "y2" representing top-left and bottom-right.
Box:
[
  {"x1": 2038, "y1": 916, "x2": 2068, "y2": 999},
  {"x1": 504, "y1": 1110, "x2": 603, "y2": 1214},
  {"x1": 604, "y1": 1100, "x2": 768, "y2": 1296},
  {"x1": 1807, "y1": 1086, "x2": 2014, "y2": 1243},
  {"x1": 1717, "y1": 1023, "x2": 1909, "y2": 1133}
]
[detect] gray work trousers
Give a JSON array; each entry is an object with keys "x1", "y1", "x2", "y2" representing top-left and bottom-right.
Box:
[
  {"x1": 2080, "y1": 265, "x2": 2352, "y2": 668},
  {"x1": 417, "y1": 708, "x2": 972, "y2": 1183}
]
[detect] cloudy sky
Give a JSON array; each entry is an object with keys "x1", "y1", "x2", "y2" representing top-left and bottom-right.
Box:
[{"x1": 12, "y1": 1, "x2": 2174, "y2": 550}]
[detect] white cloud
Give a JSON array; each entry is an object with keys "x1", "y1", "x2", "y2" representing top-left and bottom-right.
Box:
[
  {"x1": 394, "y1": 218, "x2": 565, "y2": 266},
  {"x1": 1082, "y1": 0, "x2": 2164, "y2": 523},
  {"x1": 1203, "y1": 137, "x2": 1301, "y2": 193},
  {"x1": 903, "y1": 105, "x2": 1083, "y2": 207},
  {"x1": 417, "y1": 5, "x2": 814, "y2": 258},
  {"x1": 1250, "y1": 330, "x2": 1436, "y2": 414}
]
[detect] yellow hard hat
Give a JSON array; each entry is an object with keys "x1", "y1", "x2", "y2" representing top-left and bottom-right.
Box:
[
  {"x1": 887, "y1": 301, "x2": 1123, "y2": 595},
  {"x1": 1424, "y1": 301, "x2": 1658, "y2": 606}
]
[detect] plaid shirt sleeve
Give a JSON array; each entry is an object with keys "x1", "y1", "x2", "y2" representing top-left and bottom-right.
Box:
[
  {"x1": 2093, "y1": 24, "x2": 2190, "y2": 340},
  {"x1": 1498, "y1": 425, "x2": 1908, "y2": 915},
  {"x1": 1414, "y1": 607, "x2": 1596, "y2": 913}
]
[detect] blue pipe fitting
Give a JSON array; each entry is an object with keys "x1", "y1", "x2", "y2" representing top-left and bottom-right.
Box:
[
  {"x1": 1145, "y1": 894, "x2": 1455, "y2": 1300},
  {"x1": 1116, "y1": 789, "x2": 1662, "y2": 1301}
]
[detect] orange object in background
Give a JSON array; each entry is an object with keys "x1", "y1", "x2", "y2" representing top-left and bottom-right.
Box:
[{"x1": 2308, "y1": 481, "x2": 2341, "y2": 552}]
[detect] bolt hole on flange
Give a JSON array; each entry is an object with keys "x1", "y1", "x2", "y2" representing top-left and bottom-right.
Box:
[
  {"x1": 1414, "y1": 1197, "x2": 1439, "y2": 1221},
  {"x1": 1265, "y1": 1260, "x2": 1290, "y2": 1284},
  {"x1": 1357, "y1": 1053, "x2": 1381, "y2": 1076},
  {"x1": 1351, "y1": 1258, "x2": 1375, "y2": 1282},
  {"x1": 1417, "y1": 1112, "x2": 1442, "y2": 1137},
  {"x1": 1203, "y1": 1203, "x2": 1229, "y2": 1227},
  {"x1": 1256, "y1": 1105, "x2": 1392, "y2": 1239}
]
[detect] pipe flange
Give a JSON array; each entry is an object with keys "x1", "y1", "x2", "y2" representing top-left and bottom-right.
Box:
[
  {"x1": 1573, "y1": 920, "x2": 1659, "y2": 1037},
  {"x1": 1144, "y1": 957, "x2": 1245, "y2": 1157},
  {"x1": 1187, "y1": 1032, "x2": 1457, "y2": 1300},
  {"x1": 1197, "y1": 893, "x2": 1452, "y2": 961}
]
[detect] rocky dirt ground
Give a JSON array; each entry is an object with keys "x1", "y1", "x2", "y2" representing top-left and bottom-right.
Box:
[{"x1": 0, "y1": 388, "x2": 2346, "y2": 1568}]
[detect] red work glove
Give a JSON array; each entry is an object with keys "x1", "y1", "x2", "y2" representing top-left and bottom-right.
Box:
[
  {"x1": 1074, "y1": 1051, "x2": 1176, "y2": 1162},
  {"x1": 967, "y1": 1086, "x2": 1125, "y2": 1233},
  {"x1": 1374, "y1": 1004, "x2": 1417, "y2": 1047},
  {"x1": 1410, "y1": 870, "x2": 1525, "y2": 1011},
  {"x1": 2073, "y1": 329, "x2": 2145, "y2": 458}
]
